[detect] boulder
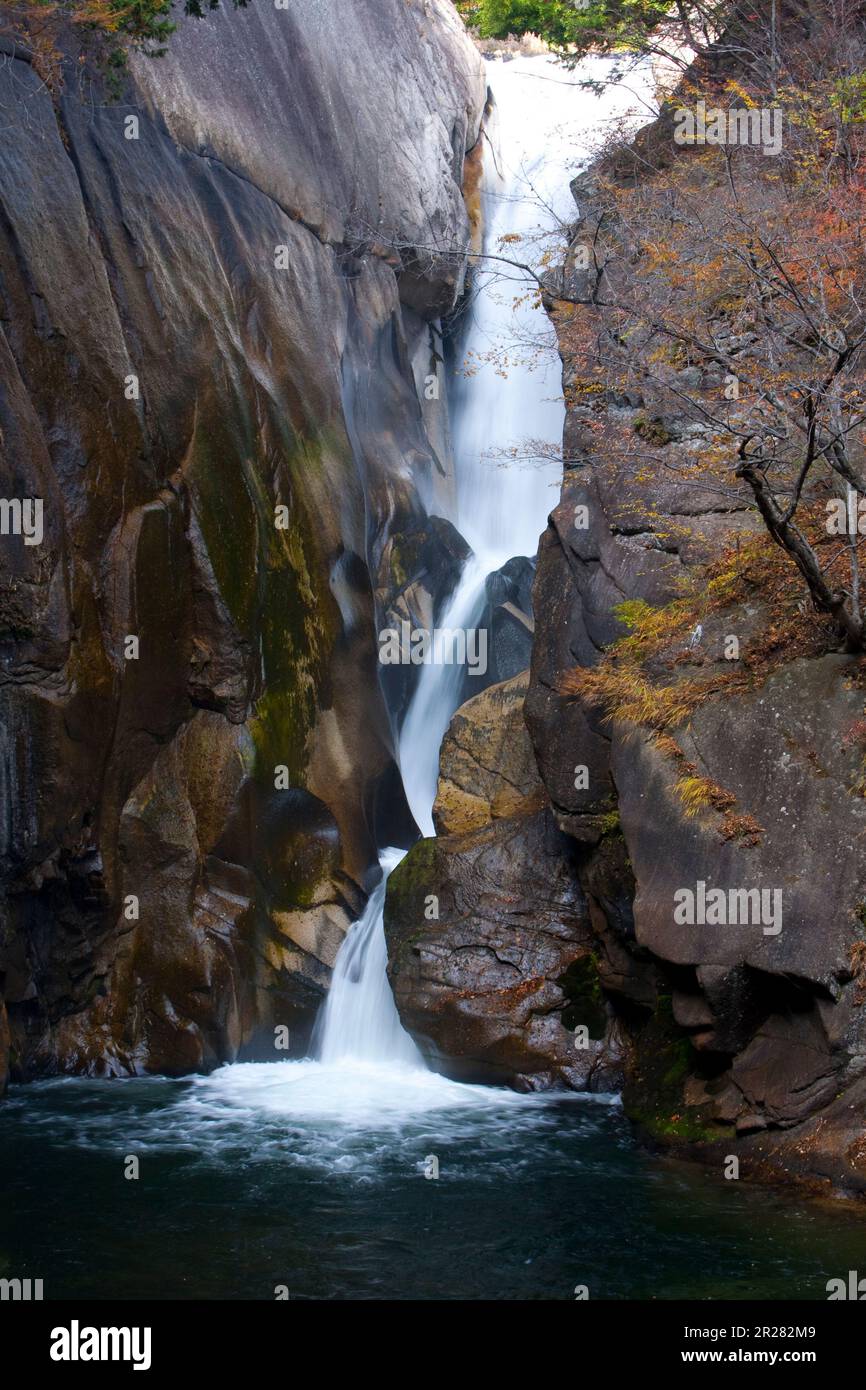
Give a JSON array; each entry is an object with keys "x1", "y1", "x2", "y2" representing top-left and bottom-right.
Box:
[
  {"x1": 385, "y1": 809, "x2": 625, "y2": 1090},
  {"x1": 433, "y1": 671, "x2": 545, "y2": 834}
]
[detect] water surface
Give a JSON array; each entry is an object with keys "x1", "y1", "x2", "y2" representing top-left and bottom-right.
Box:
[{"x1": 0, "y1": 1061, "x2": 861, "y2": 1301}]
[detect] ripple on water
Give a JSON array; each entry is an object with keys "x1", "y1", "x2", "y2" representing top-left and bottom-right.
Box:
[{"x1": 4, "y1": 1061, "x2": 621, "y2": 1186}]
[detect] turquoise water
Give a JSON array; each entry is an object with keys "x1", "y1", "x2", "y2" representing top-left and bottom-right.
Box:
[{"x1": 0, "y1": 1060, "x2": 863, "y2": 1301}]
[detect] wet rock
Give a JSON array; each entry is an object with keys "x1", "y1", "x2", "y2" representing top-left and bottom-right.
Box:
[
  {"x1": 385, "y1": 809, "x2": 624, "y2": 1090},
  {"x1": 388, "y1": 662, "x2": 651, "y2": 1090},
  {"x1": 459, "y1": 555, "x2": 535, "y2": 703}
]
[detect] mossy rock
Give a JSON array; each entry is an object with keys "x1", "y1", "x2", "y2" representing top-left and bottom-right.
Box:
[
  {"x1": 633, "y1": 415, "x2": 675, "y2": 446},
  {"x1": 383, "y1": 837, "x2": 440, "y2": 969},
  {"x1": 559, "y1": 953, "x2": 607, "y2": 1039},
  {"x1": 623, "y1": 995, "x2": 727, "y2": 1144},
  {"x1": 254, "y1": 786, "x2": 343, "y2": 911},
  {"x1": 188, "y1": 409, "x2": 341, "y2": 787}
]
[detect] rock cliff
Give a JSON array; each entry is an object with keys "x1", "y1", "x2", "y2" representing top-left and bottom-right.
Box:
[
  {"x1": 525, "y1": 387, "x2": 866, "y2": 1190},
  {"x1": 0, "y1": 0, "x2": 485, "y2": 1085}
]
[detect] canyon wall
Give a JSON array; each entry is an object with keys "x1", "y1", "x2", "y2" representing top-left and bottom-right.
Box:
[
  {"x1": 0, "y1": 0, "x2": 486, "y2": 1085},
  {"x1": 386, "y1": 52, "x2": 866, "y2": 1195},
  {"x1": 523, "y1": 340, "x2": 866, "y2": 1191}
]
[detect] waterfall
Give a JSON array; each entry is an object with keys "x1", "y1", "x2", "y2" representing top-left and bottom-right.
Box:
[
  {"x1": 314, "y1": 54, "x2": 653, "y2": 1072},
  {"x1": 314, "y1": 557, "x2": 488, "y2": 1062},
  {"x1": 398, "y1": 552, "x2": 488, "y2": 837},
  {"x1": 450, "y1": 57, "x2": 577, "y2": 559},
  {"x1": 397, "y1": 53, "x2": 616, "y2": 837},
  {"x1": 312, "y1": 847, "x2": 423, "y2": 1066}
]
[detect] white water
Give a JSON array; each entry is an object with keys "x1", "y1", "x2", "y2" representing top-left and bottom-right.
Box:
[
  {"x1": 208, "y1": 55, "x2": 653, "y2": 1125},
  {"x1": 452, "y1": 54, "x2": 654, "y2": 558},
  {"x1": 399, "y1": 54, "x2": 654, "y2": 842},
  {"x1": 452, "y1": 58, "x2": 577, "y2": 558},
  {"x1": 312, "y1": 847, "x2": 423, "y2": 1067},
  {"x1": 398, "y1": 551, "x2": 489, "y2": 836}
]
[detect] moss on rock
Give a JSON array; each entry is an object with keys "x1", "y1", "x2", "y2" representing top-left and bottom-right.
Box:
[
  {"x1": 559, "y1": 953, "x2": 607, "y2": 1039},
  {"x1": 623, "y1": 995, "x2": 729, "y2": 1144}
]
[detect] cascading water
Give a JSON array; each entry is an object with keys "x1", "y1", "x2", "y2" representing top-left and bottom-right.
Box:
[
  {"x1": 450, "y1": 57, "x2": 580, "y2": 560},
  {"x1": 398, "y1": 54, "x2": 651, "y2": 844},
  {"x1": 312, "y1": 847, "x2": 423, "y2": 1066},
  {"x1": 211, "y1": 53, "x2": 652, "y2": 1103},
  {"x1": 309, "y1": 52, "x2": 655, "y2": 1078},
  {"x1": 398, "y1": 552, "x2": 488, "y2": 837}
]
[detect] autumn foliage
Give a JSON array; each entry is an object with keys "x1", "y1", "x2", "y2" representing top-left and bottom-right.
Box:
[
  {"x1": 0, "y1": 0, "x2": 245, "y2": 88},
  {"x1": 550, "y1": 1, "x2": 866, "y2": 659}
]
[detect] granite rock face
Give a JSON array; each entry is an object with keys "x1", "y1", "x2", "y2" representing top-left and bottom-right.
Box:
[
  {"x1": 385, "y1": 672, "x2": 632, "y2": 1090},
  {"x1": 523, "y1": 267, "x2": 866, "y2": 1188},
  {"x1": 0, "y1": 0, "x2": 486, "y2": 1087},
  {"x1": 386, "y1": 807, "x2": 628, "y2": 1090}
]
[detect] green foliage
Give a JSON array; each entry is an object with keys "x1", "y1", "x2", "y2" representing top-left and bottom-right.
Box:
[
  {"x1": 832, "y1": 71, "x2": 866, "y2": 123},
  {"x1": 597, "y1": 808, "x2": 622, "y2": 835},
  {"x1": 455, "y1": 0, "x2": 672, "y2": 52},
  {"x1": 612, "y1": 597, "x2": 656, "y2": 632},
  {"x1": 113, "y1": 0, "x2": 248, "y2": 50},
  {"x1": 460, "y1": 0, "x2": 588, "y2": 44}
]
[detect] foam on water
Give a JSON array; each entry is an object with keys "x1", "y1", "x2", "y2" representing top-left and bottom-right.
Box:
[
  {"x1": 3, "y1": 1068, "x2": 619, "y2": 1189},
  {"x1": 190, "y1": 1057, "x2": 536, "y2": 1127}
]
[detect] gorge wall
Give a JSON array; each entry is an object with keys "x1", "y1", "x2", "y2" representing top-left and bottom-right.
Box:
[
  {"x1": 0, "y1": 0, "x2": 486, "y2": 1086},
  {"x1": 385, "y1": 42, "x2": 866, "y2": 1195}
]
